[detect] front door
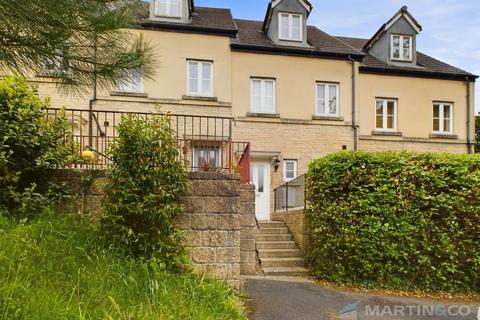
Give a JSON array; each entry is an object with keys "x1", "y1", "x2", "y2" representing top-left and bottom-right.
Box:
[{"x1": 251, "y1": 161, "x2": 270, "y2": 221}]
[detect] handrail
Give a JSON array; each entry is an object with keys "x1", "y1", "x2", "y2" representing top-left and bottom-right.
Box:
[{"x1": 273, "y1": 174, "x2": 306, "y2": 212}]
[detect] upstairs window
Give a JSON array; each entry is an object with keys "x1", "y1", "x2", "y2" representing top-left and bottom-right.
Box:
[
  {"x1": 117, "y1": 69, "x2": 144, "y2": 93},
  {"x1": 376, "y1": 98, "x2": 397, "y2": 131},
  {"x1": 316, "y1": 83, "x2": 339, "y2": 116},
  {"x1": 44, "y1": 49, "x2": 69, "y2": 74},
  {"x1": 155, "y1": 0, "x2": 181, "y2": 17},
  {"x1": 279, "y1": 13, "x2": 302, "y2": 41},
  {"x1": 391, "y1": 35, "x2": 412, "y2": 61},
  {"x1": 251, "y1": 78, "x2": 275, "y2": 114},
  {"x1": 433, "y1": 103, "x2": 453, "y2": 134},
  {"x1": 187, "y1": 60, "x2": 213, "y2": 97}
]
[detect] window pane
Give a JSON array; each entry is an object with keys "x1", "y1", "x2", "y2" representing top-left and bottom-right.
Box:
[
  {"x1": 443, "y1": 105, "x2": 451, "y2": 119},
  {"x1": 188, "y1": 62, "x2": 198, "y2": 94},
  {"x1": 444, "y1": 118, "x2": 451, "y2": 132},
  {"x1": 291, "y1": 15, "x2": 301, "y2": 40},
  {"x1": 392, "y1": 36, "x2": 400, "y2": 59},
  {"x1": 328, "y1": 85, "x2": 337, "y2": 115},
  {"x1": 258, "y1": 168, "x2": 264, "y2": 193},
  {"x1": 155, "y1": 0, "x2": 168, "y2": 15},
  {"x1": 387, "y1": 115, "x2": 394, "y2": 129},
  {"x1": 280, "y1": 14, "x2": 289, "y2": 39},
  {"x1": 317, "y1": 84, "x2": 326, "y2": 114},
  {"x1": 376, "y1": 100, "x2": 383, "y2": 128},
  {"x1": 387, "y1": 101, "x2": 395, "y2": 129},
  {"x1": 170, "y1": 0, "x2": 180, "y2": 16},
  {"x1": 433, "y1": 104, "x2": 440, "y2": 118},
  {"x1": 403, "y1": 36, "x2": 411, "y2": 60},
  {"x1": 433, "y1": 118, "x2": 440, "y2": 131},
  {"x1": 443, "y1": 105, "x2": 451, "y2": 132},
  {"x1": 252, "y1": 80, "x2": 262, "y2": 111},
  {"x1": 201, "y1": 63, "x2": 212, "y2": 94},
  {"x1": 264, "y1": 81, "x2": 274, "y2": 112}
]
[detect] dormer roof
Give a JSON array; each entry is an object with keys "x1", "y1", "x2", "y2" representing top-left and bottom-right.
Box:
[
  {"x1": 364, "y1": 6, "x2": 422, "y2": 51},
  {"x1": 262, "y1": 0, "x2": 313, "y2": 32}
]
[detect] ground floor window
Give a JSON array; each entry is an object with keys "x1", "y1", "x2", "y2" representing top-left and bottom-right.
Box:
[
  {"x1": 375, "y1": 98, "x2": 397, "y2": 131},
  {"x1": 193, "y1": 144, "x2": 221, "y2": 172},
  {"x1": 433, "y1": 102, "x2": 453, "y2": 134}
]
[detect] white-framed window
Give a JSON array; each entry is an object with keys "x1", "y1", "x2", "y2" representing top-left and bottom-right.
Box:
[
  {"x1": 433, "y1": 102, "x2": 453, "y2": 134},
  {"x1": 391, "y1": 34, "x2": 412, "y2": 61},
  {"x1": 187, "y1": 60, "x2": 213, "y2": 97},
  {"x1": 193, "y1": 145, "x2": 221, "y2": 172},
  {"x1": 375, "y1": 98, "x2": 397, "y2": 131},
  {"x1": 251, "y1": 78, "x2": 276, "y2": 114},
  {"x1": 117, "y1": 69, "x2": 144, "y2": 93},
  {"x1": 154, "y1": 0, "x2": 181, "y2": 17},
  {"x1": 316, "y1": 83, "x2": 339, "y2": 116},
  {"x1": 279, "y1": 13, "x2": 302, "y2": 41},
  {"x1": 283, "y1": 160, "x2": 297, "y2": 182},
  {"x1": 44, "y1": 49, "x2": 69, "y2": 74}
]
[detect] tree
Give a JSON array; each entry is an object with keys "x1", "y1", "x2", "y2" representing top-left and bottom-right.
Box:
[
  {"x1": 476, "y1": 114, "x2": 480, "y2": 153},
  {"x1": 0, "y1": 0, "x2": 154, "y2": 93}
]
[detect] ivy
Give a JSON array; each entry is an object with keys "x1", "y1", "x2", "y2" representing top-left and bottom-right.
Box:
[{"x1": 306, "y1": 151, "x2": 480, "y2": 293}]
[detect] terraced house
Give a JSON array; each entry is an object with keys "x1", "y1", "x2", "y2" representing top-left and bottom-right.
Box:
[{"x1": 34, "y1": 0, "x2": 477, "y2": 220}]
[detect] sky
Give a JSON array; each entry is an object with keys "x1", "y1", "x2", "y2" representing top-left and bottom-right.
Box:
[{"x1": 196, "y1": 0, "x2": 480, "y2": 112}]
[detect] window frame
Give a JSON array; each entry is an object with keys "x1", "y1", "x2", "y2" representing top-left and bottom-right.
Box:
[
  {"x1": 154, "y1": 0, "x2": 182, "y2": 18},
  {"x1": 390, "y1": 34, "x2": 413, "y2": 62},
  {"x1": 433, "y1": 102, "x2": 454, "y2": 134},
  {"x1": 315, "y1": 82, "x2": 339, "y2": 116},
  {"x1": 278, "y1": 12, "x2": 303, "y2": 42},
  {"x1": 375, "y1": 98, "x2": 398, "y2": 132},
  {"x1": 283, "y1": 160, "x2": 298, "y2": 183},
  {"x1": 117, "y1": 69, "x2": 144, "y2": 93},
  {"x1": 192, "y1": 144, "x2": 222, "y2": 172},
  {"x1": 250, "y1": 78, "x2": 276, "y2": 114},
  {"x1": 187, "y1": 60, "x2": 214, "y2": 97}
]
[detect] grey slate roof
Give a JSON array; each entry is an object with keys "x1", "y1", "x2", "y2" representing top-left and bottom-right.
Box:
[
  {"x1": 231, "y1": 19, "x2": 364, "y2": 59},
  {"x1": 336, "y1": 36, "x2": 477, "y2": 80}
]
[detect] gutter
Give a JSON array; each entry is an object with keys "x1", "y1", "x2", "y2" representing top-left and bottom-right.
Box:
[
  {"x1": 466, "y1": 77, "x2": 473, "y2": 154},
  {"x1": 349, "y1": 56, "x2": 359, "y2": 151},
  {"x1": 360, "y1": 66, "x2": 479, "y2": 82},
  {"x1": 139, "y1": 21, "x2": 238, "y2": 38}
]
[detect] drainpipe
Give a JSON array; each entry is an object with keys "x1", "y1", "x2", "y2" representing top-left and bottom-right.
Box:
[
  {"x1": 349, "y1": 56, "x2": 359, "y2": 151},
  {"x1": 466, "y1": 77, "x2": 473, "y2": 154}
]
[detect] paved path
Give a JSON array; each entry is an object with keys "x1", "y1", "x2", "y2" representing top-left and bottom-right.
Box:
[{"x1": 245, "y1": 276, "x2": 479, "y2": 320}]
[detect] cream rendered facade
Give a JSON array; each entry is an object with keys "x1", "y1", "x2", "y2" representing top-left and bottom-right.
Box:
[{"x1": 27, "y1": 1, "x2": 476, "y2": 216}]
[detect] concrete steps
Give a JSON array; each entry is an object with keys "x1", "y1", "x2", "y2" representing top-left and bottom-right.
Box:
[{"x1": 256, "y1": 221, "x2": 309, "y2": 277}]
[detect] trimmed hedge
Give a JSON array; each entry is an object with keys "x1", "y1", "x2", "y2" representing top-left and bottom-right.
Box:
[{"x1": 306, "y1": 151, "x2": 480, "y2": 293}]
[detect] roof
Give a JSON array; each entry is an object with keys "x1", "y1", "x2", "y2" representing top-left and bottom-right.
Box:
[
  {"x1": 337, "y1": 36, "x2": 478, "y2": 80},
  {"x1": 140, "y1": 7, "x2": 238, "y2": 37},
  {"x1": 231, "y1": 19, "x2": 364, "y2": 61},
  {"x1": 364, "y1": 6, "x2": 422, "y2": 51}
]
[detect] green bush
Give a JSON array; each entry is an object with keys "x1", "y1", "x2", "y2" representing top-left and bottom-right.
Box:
[
  {"x1": 101, "y1": 114, "x2": 188, "y2": 267},
  {"x1": 0, "y1": 75, "x2": 70, "y2": 216},
  {"x1": 0, "y1": 213, "x2": 245, "y2": 320},
  {"x1": 306, "y1": 151, "x2": 480, "y2": 293}
]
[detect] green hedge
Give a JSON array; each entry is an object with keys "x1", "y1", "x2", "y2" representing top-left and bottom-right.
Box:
[{"x1": 306, "y1": 151, "x2": 480, "y2": 293}]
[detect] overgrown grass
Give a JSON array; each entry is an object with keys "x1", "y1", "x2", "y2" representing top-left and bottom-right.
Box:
[{"x1": 0, "y1": 213, "x2": 245, "y2": 320}]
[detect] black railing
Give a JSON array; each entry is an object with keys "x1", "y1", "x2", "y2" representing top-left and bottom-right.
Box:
[{"x1": 274, "y1": 174, "x2": 306, "y2": 212}]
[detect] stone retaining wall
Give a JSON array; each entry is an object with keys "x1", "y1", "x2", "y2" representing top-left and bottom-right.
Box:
[
  {"x1": 53, "y1": 170, "x2": 258, "y2": 290},
  {"x1": 271, "y1": 209, "x2": 309, "y2": 254}
]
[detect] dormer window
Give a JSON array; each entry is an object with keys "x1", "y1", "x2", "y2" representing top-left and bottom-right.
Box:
[
  {"x1": 279, "y1": 13, "x2": 302, "y2": 41},
  {"x1": 391, "y1": 35, "x2": 412, "y2": 61},
  {"x1": 155, "y1": 0, "x2": 181, "y2": 18}
]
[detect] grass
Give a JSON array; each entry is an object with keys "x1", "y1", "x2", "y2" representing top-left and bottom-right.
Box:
[{"x1": 0, "y1": 213, "x2": 246, "y2": 320}]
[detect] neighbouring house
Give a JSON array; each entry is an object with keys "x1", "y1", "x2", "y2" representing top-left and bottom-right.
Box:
[{"x1": 31, "y1": 0, "x2": 477, "y2": 222}]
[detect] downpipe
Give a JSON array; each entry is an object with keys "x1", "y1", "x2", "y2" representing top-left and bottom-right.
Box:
[
  {"x1": 466, "y1": 77, "x2": 473, "y2": 154},
  {"x1": 349, "y1": 56, "x2": 359, "y2": 151}
]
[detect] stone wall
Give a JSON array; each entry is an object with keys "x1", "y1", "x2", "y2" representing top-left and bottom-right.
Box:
[
  {"x1": 271, "y1": 209, "x2": 309, "y2": 254},
  {"x1": 53, "y1": 170, "x2": 257, "y2": 290}
]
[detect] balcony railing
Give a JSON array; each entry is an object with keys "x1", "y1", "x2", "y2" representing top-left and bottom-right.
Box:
[
  {"x1": 274, "y1": 174, "x2": 306, "y2": 212},
  {"x1": 46, "y1": 108, "x2": 251, "y2": 182}
]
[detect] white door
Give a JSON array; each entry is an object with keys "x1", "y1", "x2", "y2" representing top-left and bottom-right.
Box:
[{"x1": 251, "y1": 161, "x2": 270, "y2": 221}]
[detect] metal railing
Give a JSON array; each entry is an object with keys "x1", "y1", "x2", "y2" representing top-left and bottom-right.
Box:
[
  {"x1": 273, "y1": 174, "x2": 306, "y2": 212},
  {"x1": 46, "y1": 108, "x2": 251, "y2": 182}
]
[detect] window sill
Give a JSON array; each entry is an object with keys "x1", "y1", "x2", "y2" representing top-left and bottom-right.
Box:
[
  {"x1": 111, "y1": 91, "x2": 148, "y2": 98},
  {"x1": 312, "y1": 115, "x2": 344, "y2": 121},
  {"x1": 429, "y1": 133, "x2": 458, "y2": 140},
  {"x1": 246, "y1": 112, "x2": 280, "y2": 118},
  {"x1": 182, "y1": 95, "x2": 218, "y2": 102},
  {"x1": 372, "y1": 131, "x2": 403, "y2": 137}
]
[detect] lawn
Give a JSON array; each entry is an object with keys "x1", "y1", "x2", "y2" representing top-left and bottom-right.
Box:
[{"x1": 0, "y1": 213, "x2": 246, "y2": 320}]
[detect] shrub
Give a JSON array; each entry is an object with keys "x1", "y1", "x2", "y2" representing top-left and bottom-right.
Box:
[
  {"x1": 0, "y1": 75, "x2": 70, "y2": 216},
  {"x1": 306, "y1": 151, "x2": 480, "y2": 293},
  {"x1": 101, "y1": 113, "x2": 188, "y2": 267}
]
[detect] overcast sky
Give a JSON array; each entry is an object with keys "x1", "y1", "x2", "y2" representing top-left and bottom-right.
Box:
[{"x1": 196, "y1": 0, "x2": 480, "y2": 112}]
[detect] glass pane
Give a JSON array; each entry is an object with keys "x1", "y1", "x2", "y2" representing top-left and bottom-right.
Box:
[
  {"x1": 317, "y1": 84, "x2": 326, "y2": 114},
  {"x1": 202, "y1": 79, "x2": 211, "y2": 95},
  {"x1": 433, "y1": 104, "x2": 440, "y2": 118},
  {"x1": 286, "y1": 161, "x2": 294, "y2": 171},
  {"x1": 376, "y1": 115, "x2": 383, "y2": 129},
  {"x1": 263, "y1": 81, "x2": 274, "y2": 112},
  {"x1": 328, "y1": 85, "x2": 337, "y2": 114},
  {"x1": 387, "y1": 101, "x2": 395, "y2": 116},
  {"x1": 188, "y1": 62, "x2": 198, "y2": 93},
  {"x1": 280, "y1": 14, "x2": 289, "y2": 39},
  {"x1": 155, "y1": 0, "x2": 168, "y2": 15},
  {"x1": 201, "y1": 63, "x2": 212, "y2": 94},
  {"x1": 170, "y1": 0, "x2": 180, "y2": 16},
  {"x1": 387, "y1": 115, "x2": 394, "y2": 129},
  {"x1": 444, "y1": 118, "x2": 451, "y2": 132},
  {"x1": 291, "y1": 15, "x2": 301, "y2": 40},
  {"x1": 258, "y1": 167, "x2": 264, "y2": 193},
  {"x1": 251, "y1": 80, "x2": 262, "y2": 111},
  {"x1": 132, "y1": 70, "x2": 143, "y2": 92},
  {"x1": 376, "y1": 100, "x2": 383, "y2": 128},
  {"x1": 443, "y1": 105, "x2": 451, "y2": 119},
  {"x1": 392, "y1": 36, "x2": 400, "y2": 59},
  {"x1": 403, "y1": 36, "x2": 411, "y2": 60},
  {"x1": 433, "y1": 118, "x2": 440, "y2": 131}
]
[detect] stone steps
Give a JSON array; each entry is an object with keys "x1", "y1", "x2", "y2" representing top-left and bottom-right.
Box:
[{"x1": 256, "y1": 220, "x2": 309, "y2": 277}]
